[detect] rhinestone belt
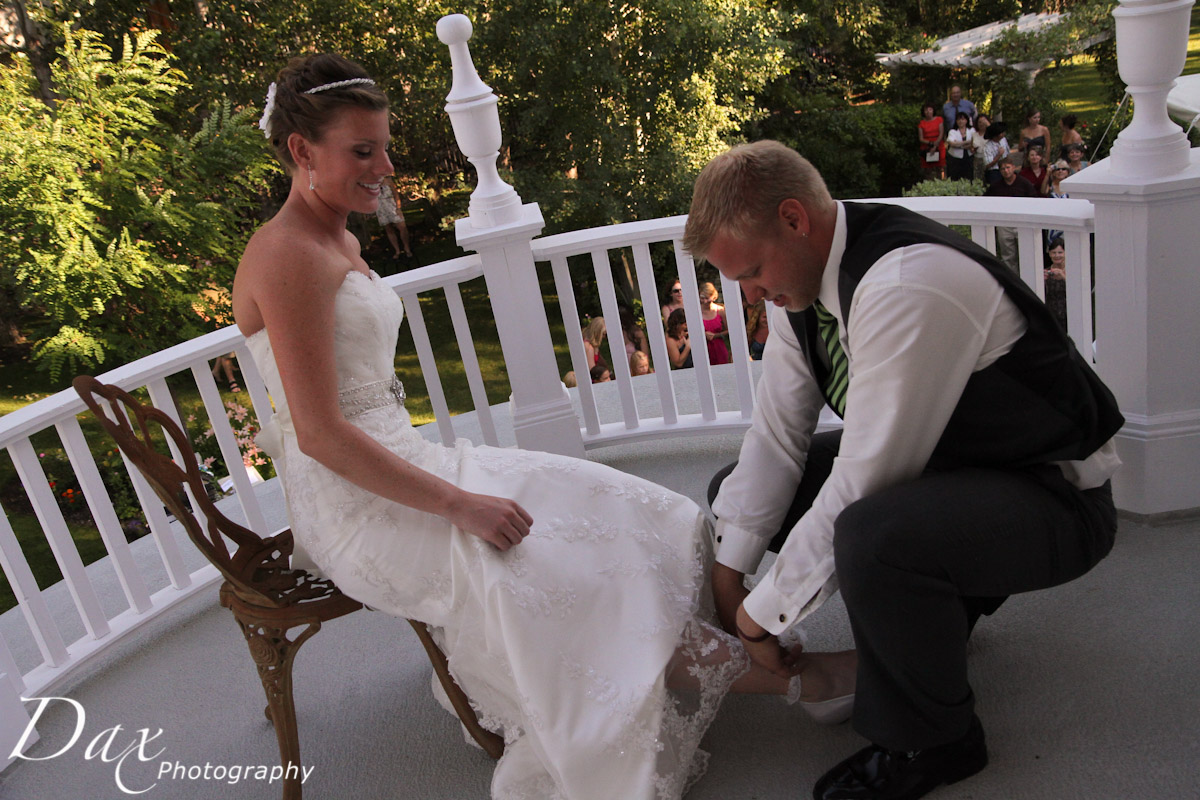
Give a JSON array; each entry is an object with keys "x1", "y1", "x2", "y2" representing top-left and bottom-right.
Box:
[{"x1": 339, "y1": 376, "x2": 406, "y2": 419}]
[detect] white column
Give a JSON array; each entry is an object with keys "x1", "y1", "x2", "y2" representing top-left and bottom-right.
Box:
[
  {"x1": 437, "y1": 15, "x2": 584, "y2": 458},
  {"x1": 1067, "y1": 0, "x2": 1200, "y2": 515}
]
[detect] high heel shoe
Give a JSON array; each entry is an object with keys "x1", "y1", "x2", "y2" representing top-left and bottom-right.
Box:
[{"x1": 786, "y1": 674, "x2": 855, "y2": 725}]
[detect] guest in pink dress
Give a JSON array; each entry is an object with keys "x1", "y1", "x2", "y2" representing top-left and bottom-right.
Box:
[{"x1": 700, "y1": 282, "x2": 731, "y2": 365}]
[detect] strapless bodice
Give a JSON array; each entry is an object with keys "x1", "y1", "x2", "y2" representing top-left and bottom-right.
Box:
[{"x1": 244, "y1": 269, "x2": 404, "y2": 421}]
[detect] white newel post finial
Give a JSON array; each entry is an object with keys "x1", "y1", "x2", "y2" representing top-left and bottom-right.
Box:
[
  {"x1": 1066, "y1": 0, "x2": 1200, "y2": 515},
  {"x1": 1107, "y1": 0, "x2": 1195, "y2": 177},
  {"x1": 437, "y1": 15, "x2": 584, "y2": 459},
  {"x1": 436, "y1": 14, "x2": 523, "y2": 228}
]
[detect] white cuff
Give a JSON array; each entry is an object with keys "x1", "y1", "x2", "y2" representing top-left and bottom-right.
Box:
[
  {"x1": 742, "y1": 557, "x2": 838, "y2": 635},
  {"x1": 713, "y1": 519, "x2": 771, "y2": 575}
]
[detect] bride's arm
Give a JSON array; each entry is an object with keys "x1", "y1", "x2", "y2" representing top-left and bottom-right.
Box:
[{"x1": 236, "y1": 235, "x2": 532, "y2": 550}]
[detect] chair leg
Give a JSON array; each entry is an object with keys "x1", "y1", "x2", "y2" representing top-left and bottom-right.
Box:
[
  {"x1": 228, "y1": 607, "x2": 322, "y2": 800},
  {"x1": 408, "y1": 619, "x2": 505, "y2": 759}
]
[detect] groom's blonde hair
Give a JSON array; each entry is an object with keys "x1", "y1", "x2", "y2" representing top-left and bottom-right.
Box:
[{"x1": 683, "y1": 141, "x2": 834, "y2": 260}]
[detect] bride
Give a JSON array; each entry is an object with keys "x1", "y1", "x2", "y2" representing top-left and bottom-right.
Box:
[{"x1": 233, "y1": 54, "x2": 849, "y2": 799}]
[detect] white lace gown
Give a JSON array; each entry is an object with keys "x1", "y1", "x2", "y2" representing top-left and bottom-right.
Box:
[{"x1": 245, "y1": 270, "x2": 747, "y2": 800}]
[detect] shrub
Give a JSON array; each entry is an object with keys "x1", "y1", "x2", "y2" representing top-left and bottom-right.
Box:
[{"x1": 903, "y1": 178, "x2": 985, "y2": 197}]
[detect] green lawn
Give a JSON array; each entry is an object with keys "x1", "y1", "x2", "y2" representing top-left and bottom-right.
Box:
[{"x1": 1040, "y1": 5, "x2": 1200, "y2": 117}]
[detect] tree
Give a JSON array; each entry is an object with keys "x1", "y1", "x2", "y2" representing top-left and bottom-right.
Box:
[{"x1": 0, "y1": 25, "x2": 276, "y2": 378}]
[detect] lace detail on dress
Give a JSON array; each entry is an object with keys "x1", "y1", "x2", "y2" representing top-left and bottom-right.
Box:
[
  {"x1": 469, "y1": 449, "x2": 584, "y2": 476},
  {"x1": 589, "y1": 478, "x2": 676, "y2": 510},
  {"x1": 497, "y1": 580, "x2": 578, "y2": 618}
]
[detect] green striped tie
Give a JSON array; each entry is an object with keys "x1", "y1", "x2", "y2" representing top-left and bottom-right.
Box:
[{"x1": 813, "y1": 300, "x2": 849, "y2": 416}]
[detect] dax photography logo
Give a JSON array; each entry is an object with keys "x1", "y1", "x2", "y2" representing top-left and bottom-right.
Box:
[{"x1": 10, "y1": 696, "x2": 315, "y2": 795}]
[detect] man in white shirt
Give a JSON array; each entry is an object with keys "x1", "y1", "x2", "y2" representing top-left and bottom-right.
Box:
[{"x1": 683, "y1": 141, "x2": 1122, "y2": 800}]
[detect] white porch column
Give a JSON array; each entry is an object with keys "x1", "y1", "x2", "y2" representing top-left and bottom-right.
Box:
[
  {"x1": 1067, "y1": 0, "x2": 1200, "y2": 515},
  {"x1": 437, "y1": 15, "x2": 585, "y2": 458}
]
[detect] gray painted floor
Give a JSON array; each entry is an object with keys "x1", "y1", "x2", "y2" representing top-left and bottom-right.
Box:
[{"x1": 2, "y1": 428, "x2": 1199, "y2": 800}]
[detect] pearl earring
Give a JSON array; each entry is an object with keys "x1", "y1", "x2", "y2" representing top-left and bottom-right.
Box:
[{"x1": 308, "y1": 166, "x2": 315, "y2": 192}]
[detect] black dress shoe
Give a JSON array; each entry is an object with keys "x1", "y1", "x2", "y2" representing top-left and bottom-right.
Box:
[{"x1": 812, "y1": 716, "x2": 987, "y2": 800}]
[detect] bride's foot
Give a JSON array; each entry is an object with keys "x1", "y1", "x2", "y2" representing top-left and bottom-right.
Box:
[{"x1": 786, "y1": 649, "x2": 857, "y2": 725}]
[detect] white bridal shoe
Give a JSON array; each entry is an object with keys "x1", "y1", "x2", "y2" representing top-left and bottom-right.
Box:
[{"x1": 786, "y1": 674, "x2": 855, "y2": 725}]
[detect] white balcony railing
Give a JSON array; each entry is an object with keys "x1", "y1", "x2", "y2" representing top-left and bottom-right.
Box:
[{"x1": 0, "y1": 196, "x2": 1094, "y2": 767}]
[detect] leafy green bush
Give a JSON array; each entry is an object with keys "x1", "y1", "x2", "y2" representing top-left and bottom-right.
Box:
[
  {"x1": 0, "y1": 25, "x2": 276, "y2": 379},
  {"x1": 903, "y1": 177, "x2": 985, "y2": 197}
]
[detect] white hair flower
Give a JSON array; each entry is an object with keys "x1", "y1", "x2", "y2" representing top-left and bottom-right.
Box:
[{"x1": 258, "y1": 82, "x2": 277, "y2": 139}]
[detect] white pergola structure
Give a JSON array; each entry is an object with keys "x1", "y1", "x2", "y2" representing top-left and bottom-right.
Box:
[{"x1": 875, "y1": 13, "x2": 1112, "y2": 85}]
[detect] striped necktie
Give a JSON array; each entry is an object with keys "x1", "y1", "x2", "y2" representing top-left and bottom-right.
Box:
[{"x1": 812, "y1": 300, "x2": 848, "y2": 416}]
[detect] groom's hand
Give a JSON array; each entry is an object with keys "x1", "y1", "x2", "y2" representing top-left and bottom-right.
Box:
[
  {"x1": 712, "y1": 563, "x2": 749, "y2": 635},
  {"x1": 735, "y1": 604, "x2": 789, "y2": 679}
]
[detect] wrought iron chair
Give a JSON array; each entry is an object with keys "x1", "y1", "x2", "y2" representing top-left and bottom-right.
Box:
[{"x1": 73, "y1": 376, "x2": 503, "y2": 800}]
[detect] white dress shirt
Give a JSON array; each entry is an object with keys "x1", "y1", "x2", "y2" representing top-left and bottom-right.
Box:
[{"x1": 713, "y1": 202, "x2": 1120, "y2": 634}]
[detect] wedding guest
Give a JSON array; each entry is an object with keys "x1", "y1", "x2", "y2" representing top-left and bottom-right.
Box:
[
  {"x1": 981, "y1": 121, "x2": 1009, "y2": 186},
  {"x1": 630, "y1": 350, "x2": 653, "y2": 376},
  {"x1": 985, "y1": 156, "x2": 1040, "y2": 271},
  {"x1": 211, "y1": 354, "x2": 240, "y2": 392},
  {"x1": 582, "y1": 316, "x2": 607, "y2": 369},
  {"x1": 971, "y1": 114, "x2": 991, "y2": 183},
  {"x1": 1044, "y1": 237, "x2": 1068, "y2": 331},
  {"x1": 661, "y1": 278, "x2": 684, "y2": 324},
  {"x1": 945, "y1": 112, "x2": 975, "y2": 181},
  {"x1": 619, "y1": 306, "x2": 648, "y2": 359},
  {"x1": 590, "y1": 363, "x2": 612, "y2": 383},
  {"x1": 686, "y1": 140, "x2": 1121, "y2": 800},
  {"x1": 917, "y1": 102, "x2": 946, "y2": 179},
  {"x1": 700, "y1": 282, "x2": 731, "y2": 365},
  {"x1": 1065, "y1": 142, "x2": 1090, "y2": 174},
  {"x1": 746, "y1": 298, "x2": 770, "y2": 360},
  {"x1": 941, "y1": 85, "x2": 977, "y2": 131},
  {"x1": 1019, "y1": 145, "x2": 1051, "y2": 196},
  {"x1": 1045, "y1": 159, "x2": 1072, "y2": 243},
  {"x1": 665, "y1": 308, "x2": 693, "y2": 369},
  {"x1": 1017, "y1": 109, "x2": 1052, "y2": 160},
  {"x1": 1059, "y1": 114, "x2": 1084, "y2": 159},
  {"x1": 238, "y1": 53, "x2": 818, "y2": 800},
  {"x1": 376, "y1": 174, "x2": 413, "y2": 259},
  {"x1": 563, "y1": 370, "x2": 578, "y2": 388}
]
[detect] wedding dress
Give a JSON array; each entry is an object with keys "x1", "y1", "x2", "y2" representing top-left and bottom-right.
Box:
[{"x1": 245, "y1": 269, "x2": 748, "y2": 800}]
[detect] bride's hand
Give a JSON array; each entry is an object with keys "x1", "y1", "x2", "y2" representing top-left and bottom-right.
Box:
[{"x1": 449, "y1": 491, "x2": 534, "y2": 551}]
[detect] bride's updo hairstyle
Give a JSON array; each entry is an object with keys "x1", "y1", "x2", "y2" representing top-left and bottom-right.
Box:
[{"x1": 263, "y1": 54, "x2": 389, "y2": 170}]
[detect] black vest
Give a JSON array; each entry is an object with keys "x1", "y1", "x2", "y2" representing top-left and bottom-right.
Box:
[{"x1": 788, "y1": 202, "x2": 1123, "y2": 470}]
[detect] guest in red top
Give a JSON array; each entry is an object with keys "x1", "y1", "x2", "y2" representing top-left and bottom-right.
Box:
[
  {"x1": 917, "y1": 102, "x2": 946, "y2": 178},
  {"x1": 1018, "y1": 145, "x2": 1051, "y2": 197}
]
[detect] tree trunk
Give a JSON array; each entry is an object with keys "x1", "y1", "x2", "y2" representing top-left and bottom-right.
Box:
[{"x1": 11, "y1": 0, "x2": 55, "y2": 106}]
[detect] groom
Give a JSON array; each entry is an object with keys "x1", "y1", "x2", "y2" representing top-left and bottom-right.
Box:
[{"x1": 683, "y1": 141, "x2": 1122, "y2": 800}]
